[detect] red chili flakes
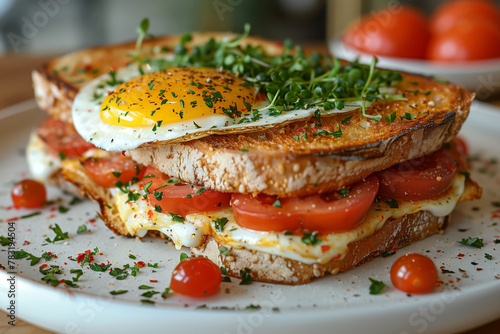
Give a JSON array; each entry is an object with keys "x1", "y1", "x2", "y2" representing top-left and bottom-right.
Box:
[
  {"x1": 330, "y1": 254, "x2": 341, "y2": 261},
  {"x1": 23, "y1": 240, "x2": 30, "y2": 245},
  {"x1": 436, "y1": 250, "x2": 441, "y2": 253},
  {"x1": 477, "y1": 268, "x2": 483, "y2": 271},
  {"x1": 40, "y1": 264, "x2": 48, "y2": 270},
  {"x1": 457, "y1": 253, "x2": 465, "y2": 258},
  {"x1": 77, "y1": 250, "x2": 94, "y2": 263},
  {"x1": 7, "y1": 217, "x2": 19, "y2": 222},
  {"x1": 59, "y1": 279, "x2": 65, "y2": 284},
  {"x1": 147, "y1": 210, "x2": 154, "y2": 220},
  {"x1": 150, "y1": 280, "x2": 158, "y2": 283},
  {"x1": 50, "y1": 207, "x2": 57, "y2": 212},
  {"x1": 136, "y1": 261, "x2": 146, "y2": 268},
  {"x1": 492, "y1": 209, "x2": 500, "y2": 218},
  {"x1": 48, "y1": 214, "x2": 56, "y2": 219},
  {"x1": 64, "y1": 262, "x2": 68, "y2": 265},
  {"x1": 321, "y1": 245, "x2": 331, "y2": 253},
  {"x1": 88, "y1": 219, "x2": 96, "y2": 223}
]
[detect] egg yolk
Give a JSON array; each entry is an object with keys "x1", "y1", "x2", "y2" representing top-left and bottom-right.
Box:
[{"x1": 100, "y1": 67, "x2": 255, "y2": 127}]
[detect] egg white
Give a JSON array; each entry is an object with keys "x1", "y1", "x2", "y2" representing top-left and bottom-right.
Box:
[{"x1": 72, "y1": 62, "x2": 364, "y2": 152}]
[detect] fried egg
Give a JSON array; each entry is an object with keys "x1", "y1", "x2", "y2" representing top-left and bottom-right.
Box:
[{"x1": 72, "y1": 62, "x2": 364, "y2": 151}]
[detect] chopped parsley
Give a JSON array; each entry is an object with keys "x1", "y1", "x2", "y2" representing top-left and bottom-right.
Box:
[
  {"x1": 272, "y1": 199, "x2": 282, "y2": 208},
  {"x1": 385, "y1": 198, "x2": 399, "y2": 209},
  {"x1": 14, "y1": 250, "x2": 42, "y2": 266},
  {"x1": 169, "y1": 213, "x2": 184, "y2": 223},
  {"x1": 110, "y1": 290, "x2": 128, "y2": 295},
  {"x1": 385, "y1": 111, "x2": 397, "y2": 123},
  {"x1": 239, "y1": 269, "x2": 252, "y2": 285},
  {"x1": 45, "y1": 224, "x2": 70, "y2": 243},
  {"x1": 368, "y1": 278, "x2": 386, "y2": 295},
  {"x1": 180, "y1": 253, "x2": 188, "y2": 261},
  {"x1": 213, "y1": 217, "x2": 229, "y2": 233},
  {"x1": 458, "y1": 237, "x2": 484, "y2": 249},
  {"x1": 338, "y1": 188, "x2": 349, "y2": 198},
  {"x1": 0, "y1": 236, "x2": 12, "y2": 246},
  {"x1": 76, "y1": 224, "x2": 87, "y2": 234},
  {"x1": 219, "y1": 246, "x2": 230, "y2": 256},
  {"x1": 301, "y1": 232, "x2": 322, "y2": 246}
]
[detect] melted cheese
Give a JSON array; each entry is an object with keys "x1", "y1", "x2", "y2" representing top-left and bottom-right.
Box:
[
  {"x1": 115, "y1": 174, "x2": 466, "y2": 264},
  {"x1": 26, "y1": 131, "x2": 60, "y2": 182}
]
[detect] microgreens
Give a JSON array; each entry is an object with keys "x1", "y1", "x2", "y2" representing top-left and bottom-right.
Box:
[{"x1": 133, "y1": 20, "x2": 404, "y2": 122}]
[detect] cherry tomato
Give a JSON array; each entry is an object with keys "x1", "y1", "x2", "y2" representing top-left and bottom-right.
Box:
[
  {"x1": 343, "y1": 6, "x2": 430, "y2": 59},
  {"x1": 375, "y1": 149, "x2": 457, "y2": 201},
  {"x1": 231, "y1": 175, "x2": 379, "y2": 233},
  {"x1": 430, "y1": 0, "x2": 500, "y2": 35},
  {"x1": 426, "y1": 19, "x2": 500, "y2": 61},
  {"x1": 142, "y1": 167, "x2": 231, "y2": 217},
  {"x1": 83, "y1": 155, "x2": 142, "y2": 188},
  {"x1": 170, "y1": 257, "x2": 222, "y2": 297},
  {"x1": 391, "y1": 253, "x2": 438, "y2": 294},
  {"x1": 11, "y1": 179, "x2": 47, "y2": 209},
  {"x1": 37, "y1": 117, "x2": 95, "y2": 158}
]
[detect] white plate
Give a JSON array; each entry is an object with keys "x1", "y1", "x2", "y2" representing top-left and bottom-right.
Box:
[
  {"x1": 330, "y1": 38, "x2": 500, "y2": 100},
  {"x1": 1, "y1": 100, "x2": 500, "y2": 334}
]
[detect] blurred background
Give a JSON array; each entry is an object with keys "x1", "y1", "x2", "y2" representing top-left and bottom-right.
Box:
[{"x1": 0, "y1": 0, "x2": 462, "y2": 55}]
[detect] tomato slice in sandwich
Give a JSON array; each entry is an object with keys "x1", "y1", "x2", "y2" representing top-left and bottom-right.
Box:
[
  {"x1": 37, "y1": 117, "x2": 95, "y2": 158},
  {"x1": 83, "y1": 155, "x2": 143, "y2": 188},
  {"x1": 142, "y1": 167, "x2": 231, "y2": 217},
  {"x1": 231, "y1": 175, "x2": 379, "y2": 233},
  {"x1": 375, "y1": 149, "x2": 457, "y2": 201}
]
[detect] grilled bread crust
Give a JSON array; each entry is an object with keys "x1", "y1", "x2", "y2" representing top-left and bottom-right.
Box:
[{"x1": 61, "y1": 156, "x2": 481, "y2": 284}]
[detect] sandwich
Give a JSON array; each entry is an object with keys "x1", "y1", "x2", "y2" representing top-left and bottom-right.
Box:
[{"x1": 29, "y1": 24, "x2": 482, "y2": 284}]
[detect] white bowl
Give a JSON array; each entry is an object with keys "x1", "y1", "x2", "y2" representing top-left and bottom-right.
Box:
[{"x1": 329, "y1": 38, "x2": 500, "y2": 99}]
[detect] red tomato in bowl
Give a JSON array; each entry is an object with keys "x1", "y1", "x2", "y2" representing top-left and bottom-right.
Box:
[
  {"x1": 231, "y1": 175, "x2": 379, "y2": 233},
  {"x1": 430, "y1": 0, "x2": 500, "y2": 35},
  {"x1": 343, "y1": 6, "x2": 430, "y2": 59},
  {"x1": 426, "y1": 19, "x2": 500, "y2": 61}
]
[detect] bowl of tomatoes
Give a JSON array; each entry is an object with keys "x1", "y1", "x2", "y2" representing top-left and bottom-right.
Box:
[{"x1": 330, "y1": 0, "x2": 500, "y2": 99}]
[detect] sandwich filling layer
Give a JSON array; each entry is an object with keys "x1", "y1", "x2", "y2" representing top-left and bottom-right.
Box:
[{"x1": 113, "y1": 173, "x2": 466, "y2": 265}]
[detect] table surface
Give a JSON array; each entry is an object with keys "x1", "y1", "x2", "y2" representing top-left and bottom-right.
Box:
[{"x1": 0, "y1": 53, "x2": 499, "y2": 334}]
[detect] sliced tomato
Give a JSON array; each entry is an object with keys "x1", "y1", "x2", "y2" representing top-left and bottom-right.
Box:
[
  {"x1": 11, "y1": 179, "x2": 47, "y2": 209},
  {"x1": 83, "y1": 155, "x2": 142, "y2": 188},
  {"x1": 454, "y1": 137, "x2": 468, "y2": 157},
  {"x1": 142, "y1": 167, "x2": 231, "y2": 217},
  {"x1": 375, "y1": 149, "x2": 457, "y2": 201},
  {"x1": 231, "y1": 175, "x2": 379, "y2": 233},
  {"x1": 37, "y1": 117, "x2": 95, "y2": 158}
]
